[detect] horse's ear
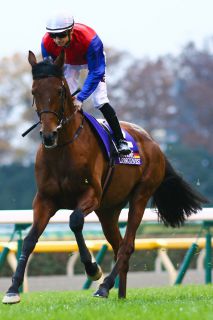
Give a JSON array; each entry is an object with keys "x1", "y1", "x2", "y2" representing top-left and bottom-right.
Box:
[
  {"x1": 54, "y1": 50, "x2": 65, "y2": 68},
  {"x1": 28, "y1": 51, "x2": 37, "y2": 66}
]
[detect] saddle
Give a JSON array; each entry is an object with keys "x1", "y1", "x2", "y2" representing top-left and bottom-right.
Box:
[{"x1": 84, "y1": 112, "x2": 142, "y2": 166}]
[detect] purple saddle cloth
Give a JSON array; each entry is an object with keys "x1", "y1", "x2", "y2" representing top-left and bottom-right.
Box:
[{"x1": 84, "y1": 112, "x2": 142, "y2": 165}]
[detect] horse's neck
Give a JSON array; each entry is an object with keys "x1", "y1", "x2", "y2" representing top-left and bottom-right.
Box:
[
  {"x1": 63, "y1": 92, "x2": 78, "y2": 123},
  {"x1": 57, "y1": 95, "x2": 82, "y2": 144},
  {"x1": 66, "y1": 92, "x2": 76, "y2": 114}
]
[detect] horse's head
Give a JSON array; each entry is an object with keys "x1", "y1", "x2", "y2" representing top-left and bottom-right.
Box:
[{"x1": 28, "y1": 50, "x2": 69, "y2": 148}]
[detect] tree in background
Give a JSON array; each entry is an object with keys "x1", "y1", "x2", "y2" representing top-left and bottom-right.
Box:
[{"x1": 0, "y1": 43, "x2": 212, "y2": 208}]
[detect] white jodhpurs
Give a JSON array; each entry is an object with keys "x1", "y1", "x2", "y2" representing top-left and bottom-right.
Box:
[
  {"x1": 92, "y1": 80, "x2": 109, "y2": 108},
  {"x1": 64, "y1": 64, "x2": 109, "y2": 108}
]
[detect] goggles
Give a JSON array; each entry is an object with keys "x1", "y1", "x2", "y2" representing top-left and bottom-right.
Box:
[{"x1": 49, "y1": 31, "x2": 69, "y2": 39}]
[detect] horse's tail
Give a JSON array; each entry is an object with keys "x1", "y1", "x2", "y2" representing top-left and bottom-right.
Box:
[{"x1": 151, "y1": 157, "x2": 208, "y2": 228}]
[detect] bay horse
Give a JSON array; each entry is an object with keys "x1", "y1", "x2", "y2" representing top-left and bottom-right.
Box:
[{"x1": 3, "y1": 50, "x2": 207, "y2": 304}]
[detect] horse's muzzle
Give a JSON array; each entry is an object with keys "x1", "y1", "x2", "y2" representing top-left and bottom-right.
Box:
[{"x1": 40, "y1": 131, "x2": 58, "y2": 148}]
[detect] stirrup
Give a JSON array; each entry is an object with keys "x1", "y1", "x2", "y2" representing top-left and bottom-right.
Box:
[{"x1": 117, "y1": 139, "x2": 131, "y2": 155}]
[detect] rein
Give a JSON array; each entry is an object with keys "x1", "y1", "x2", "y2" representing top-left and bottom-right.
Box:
[
  {"x1": 56, "y1": 113, "x2": 85, "y2": 148},
  {"x1": 22, "y1": 88, "x2": 80, "y2": 137}
]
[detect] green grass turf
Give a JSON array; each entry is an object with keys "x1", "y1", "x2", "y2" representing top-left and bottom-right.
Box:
[{"x1": 0, "y1": 285, "x2": 213, "y2": 320}]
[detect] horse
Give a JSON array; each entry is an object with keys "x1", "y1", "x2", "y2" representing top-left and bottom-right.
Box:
[{"x1": 2, "y1": 50, "x2": 207, "y2": 304}]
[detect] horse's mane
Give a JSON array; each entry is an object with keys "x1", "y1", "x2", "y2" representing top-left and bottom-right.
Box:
[{"x1": 32, "y1": 59, "x2": 63, "y2": 80}]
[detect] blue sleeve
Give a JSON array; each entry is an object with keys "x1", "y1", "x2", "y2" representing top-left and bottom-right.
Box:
[
  {"x1": 41, "y1": 41, "x2": 56, "y2": 60},
  {"x1": 77, "y1": 35, "x2": 106, "y2": 102}
]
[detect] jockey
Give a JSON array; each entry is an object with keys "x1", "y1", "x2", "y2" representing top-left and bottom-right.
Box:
[{"x1": 41, "y1": 12, "x2": 131, "y2": 155}]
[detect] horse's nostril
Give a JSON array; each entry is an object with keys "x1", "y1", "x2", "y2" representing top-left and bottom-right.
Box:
[{"x1": 40, "y1": 131, "x2": 58, "y2": 148}]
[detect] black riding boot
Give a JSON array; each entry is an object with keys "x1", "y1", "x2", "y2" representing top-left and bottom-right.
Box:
[{"x1": 99, "y1": 103, "x2": 131, "y2": 155}]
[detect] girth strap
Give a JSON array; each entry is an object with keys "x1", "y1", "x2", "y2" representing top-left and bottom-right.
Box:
[
  {"x1": 101, "y1": 135, "x2": 116, "y2": 195},
  {"x1": 102, "y1": 158, "x2": 115, "y2": 195}
]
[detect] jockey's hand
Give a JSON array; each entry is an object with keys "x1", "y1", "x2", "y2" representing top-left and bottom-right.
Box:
[{"x1": 73, "y1": 98, "x2": 83, "y2": 111}]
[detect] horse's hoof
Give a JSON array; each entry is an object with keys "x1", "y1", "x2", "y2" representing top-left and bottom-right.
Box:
[
  {"x1": 2, "y1": 293, "x2": 21, "y2": 304},
  {"x1": 93, "y1": 286, "x2": 109, "y2": 298},
  {"x1": 87, "y1": 265, "x2": 103, "y2": 281}
]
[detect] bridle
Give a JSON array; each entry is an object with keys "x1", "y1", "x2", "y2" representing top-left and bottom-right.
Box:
[
  {"x1": 33, "y1": 80, "x2": 71, "y2": 130},
  {"x1": 22, "y1": 80, "x2": 82, "y2": 139},
  {"x1": 22, "y1": 59, "x2": 85, "y2": 147}
]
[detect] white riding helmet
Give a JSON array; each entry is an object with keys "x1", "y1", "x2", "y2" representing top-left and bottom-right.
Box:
[{"x1": 46, "y1": 12, "x2": 74, "y2": 33}]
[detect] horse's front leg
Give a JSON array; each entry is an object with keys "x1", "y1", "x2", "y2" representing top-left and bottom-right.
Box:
[
  {"x1": 2, "y1": 194, "x2": 57, "y2": 304},
  {"x1": 69, "y1": 187, "x2": 102, "y2": 281}
]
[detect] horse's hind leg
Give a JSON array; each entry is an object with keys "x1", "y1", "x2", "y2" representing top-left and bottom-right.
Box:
[
  {"x1": 93, "y1": 208, "x2": 122, "y2": 298},
  {"x1": 95, "y1": 187, "x2": 154, "y2": 299},
  {"x1": 2, "y1": 194, "x2": 57, "y2": 304},
  {"x1": 97, "y1": 208, "x2": 122, "y2": 260}
]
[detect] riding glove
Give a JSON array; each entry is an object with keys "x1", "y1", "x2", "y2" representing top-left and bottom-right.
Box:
[{"x1": 73, "y1": 98, "x2": 83, "y2": 110}]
